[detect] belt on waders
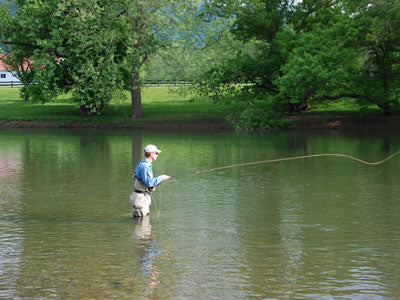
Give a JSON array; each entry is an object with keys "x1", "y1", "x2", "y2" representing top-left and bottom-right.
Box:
[
  {"x1": 134, "y1": 189, "x2": 150, "y2": 195},
  {"x1": 133, "y1": 174, "x2": 154, "y2": 195}
]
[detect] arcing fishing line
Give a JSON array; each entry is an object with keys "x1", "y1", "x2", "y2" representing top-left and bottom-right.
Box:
[
  {"x1": 167, "y1": 150, "x2": 400, "y2": 184},
  {"x1": 195, "y1": 151, "x2": 400, "y2": 174},
  {"x1": 154, "y1": 150, "x2": 400, "y2": 216}
]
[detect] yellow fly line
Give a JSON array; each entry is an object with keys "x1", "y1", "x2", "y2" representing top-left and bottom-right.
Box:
[
  {"x1": 195, "y1": 150, "x2": 400, "y2": 175},
  {"x1": 166, "y1": 150, "x2": 400, "y2": 185},
  {"x1": 151, "y1": 150, "x2": 400, "y2": 216}
]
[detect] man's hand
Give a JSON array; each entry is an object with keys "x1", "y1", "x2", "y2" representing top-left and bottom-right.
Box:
[{"x1": 162, "y1": 175, "x2": 171, "y2": 181}]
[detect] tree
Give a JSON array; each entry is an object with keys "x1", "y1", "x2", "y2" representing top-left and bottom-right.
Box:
[
  {"x1": 114, "y1": 0, "x2": 223, "y2": 118},
  {"x1": 276, "y1": 4, "x2": 362, "y2": 112},
  {"x1": 1, "y1": 0, "x2": 209, "y2": 117},
  {"x1": 0, "y1": 0, "x2": 124, "y2": 114},
  {"x1": 193, "y1": 0, "x2": 298, "y2": 102},
  {"x1": 113, "y1": 0, "x2": 171, "y2": 118},
  {"x1": 195, "y1": 0, "x2": 400, "y2": 117},
  {"x1": 52, "y1": 0, "x2": 124, "y2": 115},
  {"x1": 354, "y1": 0, "x2": 400, "y2": 114},
  {"x1": 277, "y1": 0, "x2": 400, "y2": 115}
]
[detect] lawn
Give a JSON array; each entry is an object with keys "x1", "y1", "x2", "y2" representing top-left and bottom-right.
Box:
[
  {"x1": 306, "y1": 98, "x2": 383, "y2": 116},
  {"x1": 0, "y1": 86, "x2": 387, "y2": 129},
  {"x1": 0, "y1": 86, "x2": 233, "y2": 126}
]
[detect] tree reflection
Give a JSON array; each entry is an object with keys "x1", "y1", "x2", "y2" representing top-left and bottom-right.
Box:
[{"x1": 132, "y1": 132, "x2": 142, "y2": 172}]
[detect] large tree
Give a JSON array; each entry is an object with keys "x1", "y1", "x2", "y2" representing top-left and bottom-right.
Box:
[
  {"x1": 196, "y1": 0, "x2": 400, "y2": 116},
  {"x1": 277, "y1": 0, "x2": 400, "y2": 114},
  {"x1": 195, "y1": 0, "x2": 296, "y2": 98},
  {"x1": 1, "y1": 0, "x2": 204, "y2": 116},
  {"x1": 0, "y1": 0, "x2": 124, "y2": 114},
  {"x1": 113, "y1": 0, "x2": 174, "y2": 118},
  {"x1": 114, "y1": 0, "x2": 224, "y2": 118},
  {"x1": 354, "y1": 0, "x2": 400, "y2": 114}
]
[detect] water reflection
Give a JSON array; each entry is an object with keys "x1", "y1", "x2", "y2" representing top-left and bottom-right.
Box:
[
  {"x1": 131, "y1": 216, "x2": 164, "y2": 293},
  {"x1": 0, "y1": 146, "x2": 24, "y2": 299},
  {"x1": 278, "y1": 182, "x2": 304, "y2": 292}
]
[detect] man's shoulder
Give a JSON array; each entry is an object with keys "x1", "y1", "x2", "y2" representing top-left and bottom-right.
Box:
[{"x1": 138, "y1": 158, "x2": 151, "y2": 167}]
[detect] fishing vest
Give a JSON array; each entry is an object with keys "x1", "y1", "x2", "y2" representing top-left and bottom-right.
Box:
[{"x1": 133, "y1": 174, "x2": 154, "y2": 195}]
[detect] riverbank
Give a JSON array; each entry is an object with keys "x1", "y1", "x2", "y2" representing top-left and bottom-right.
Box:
[
  {"x1": 2, "y1": 114, "x2": 400, "y2": 130},
  {"x1": 0, "y1": 86, "x2": 233, "y2": 130},
  {"x1": 0, "y1": 118, "x2": 232, "y2": 130},
  {"x1": 286, "y1": 114, "x2": 400, "y2": 130},
  {"x1": 1, "y1": 86, "x2": 400, "y2": 130}
]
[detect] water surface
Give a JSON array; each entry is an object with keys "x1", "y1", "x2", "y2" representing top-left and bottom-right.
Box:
[{"x1": 1, "y1": 129, "x2": 399, "y2": 299}]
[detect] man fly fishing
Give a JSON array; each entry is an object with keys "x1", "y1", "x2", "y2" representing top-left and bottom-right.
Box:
[{"x1": 130, "y1": 144, "x2": 170, "y2": 217}]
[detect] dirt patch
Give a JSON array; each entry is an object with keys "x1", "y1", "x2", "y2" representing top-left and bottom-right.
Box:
[
  {"x1": 0, "y1": 119, "x2": 233, "y2": 131},
  {"x1": 1, "y1": 115, "x2": 400, "y2": 130},
  {"x1": 286, "y1": 114, "x2": 400, "y2": 129}
]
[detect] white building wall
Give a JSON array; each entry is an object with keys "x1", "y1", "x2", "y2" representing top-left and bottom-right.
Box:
[{"x1": 0, "y1": 70, "x2": 22, "y2": 85}]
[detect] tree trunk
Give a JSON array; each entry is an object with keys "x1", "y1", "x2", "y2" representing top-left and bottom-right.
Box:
[
  {"x1": 21, "y1": 78, "x2": 30, "y2": 102},
  {"x1": 380, "y1": 63, "x2": 393, "y2": 115},
  {"x1": 22, "y1": 85, "x2": 29, "y2": 102},
  {"x1": 377, "y1": 103, "x2": 395, "y2": 115},
  {"x1": 131, "y1": 68, "x2": 142, "y2": 118}
]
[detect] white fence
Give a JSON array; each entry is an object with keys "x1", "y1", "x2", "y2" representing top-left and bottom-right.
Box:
[
  {"x1": 0, "y1": 81, "x2": 23, "y2": 87},
  {"x1": 0, "y1": 80, "x2": 191, "y2": 87}
]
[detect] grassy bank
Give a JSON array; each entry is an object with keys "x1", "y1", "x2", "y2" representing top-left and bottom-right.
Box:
[
  {"x1": 0, "y1": 86, "x2": 234, "y2": 128},
  {"x1": 1, "y1": 86, "x2": 399, "y2": 130}
]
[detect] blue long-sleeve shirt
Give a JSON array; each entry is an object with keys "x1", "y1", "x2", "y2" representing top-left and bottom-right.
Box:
[{"x1": 135, "y1": 158, "x2": 163, "y2": 188}]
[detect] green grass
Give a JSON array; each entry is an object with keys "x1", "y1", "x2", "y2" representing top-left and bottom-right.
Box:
[
  {"x1": 306, "y1": 99, "x2": 383, "y2": 116},
  {"x1": 0, "y1": 86, "x2": 386, "y2": 127},
  {"x1": 0, "y1": 86, "x2": 234, "y2": 126}
]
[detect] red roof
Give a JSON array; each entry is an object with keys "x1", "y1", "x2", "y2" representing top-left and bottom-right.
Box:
[{"x1": 0, "y1": 53, "x2": 32, "y2": 71}]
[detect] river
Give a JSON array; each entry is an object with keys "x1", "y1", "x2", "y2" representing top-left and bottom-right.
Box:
[{"x1": 1, "y1": 128, "x2": 399, "y2": 299}]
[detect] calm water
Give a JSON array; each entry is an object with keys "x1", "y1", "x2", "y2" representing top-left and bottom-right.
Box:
[{"x1": 1, "y1": 129, "x2": 400, "y2": 299}]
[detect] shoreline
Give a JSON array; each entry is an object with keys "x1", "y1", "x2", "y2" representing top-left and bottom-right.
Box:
[
  {"x1": 1, "y1": 114, "x2": 400, "y2": 130},
  {"x1": 0, "y1": 119, "x2": 233, "y2": 130},
  {"x1": 286, "y1": 114, "x2": 400, "y2": 129}
]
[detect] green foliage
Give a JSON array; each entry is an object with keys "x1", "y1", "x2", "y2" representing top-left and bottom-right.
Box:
[
  {"x1": 275, "y1": 22, "x2": 360, "y2": 112},
  {"x1": 58, "y1": 0, "x2": 125, "y2": 114},
  {"x1": 2, "y1": 0, "x2": 400, "y2": 126},
  {"x1": 226, "y1": 96, "x2": 287, "y2": 130},
  {"x1": 1, "y1": 0, "x2": 205, "y2": 116},
  {"x1": 193, "y1": 0, "x2": 400, "y2": 124},
  {"x1": 0, "y1": 0, "x2": 126, "y2": 115},
  {"x1": 142, "y1": 11, "x2": 236, "y2": 83},
  {"x1": 52, "y1": 0, "x2": 125, "y2": 115},
  {"x1": 353, "y1": 0, "x2": 400, "y2": 114},
  {"x1": 192, "y1": 0, "x2": 289, "y2": 108}
]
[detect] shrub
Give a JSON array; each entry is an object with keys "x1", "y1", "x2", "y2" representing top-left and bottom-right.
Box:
[{"x1": 226, "y1": 96, "x2": 287, "y2": 130}]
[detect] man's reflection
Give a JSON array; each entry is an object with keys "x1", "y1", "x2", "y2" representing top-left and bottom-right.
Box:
[{"x1": 132, "y1": 216, "x2": 163, "y2": 288}]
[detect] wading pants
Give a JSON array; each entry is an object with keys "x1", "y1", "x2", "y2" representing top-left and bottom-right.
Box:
[{"x1": 130, "y1": 191, "x2": 151, "y2": 217}]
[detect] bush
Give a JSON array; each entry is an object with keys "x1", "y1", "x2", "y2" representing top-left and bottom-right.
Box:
[{"x1": 226, "y1": 96, "x2": 287, "y2": 130}]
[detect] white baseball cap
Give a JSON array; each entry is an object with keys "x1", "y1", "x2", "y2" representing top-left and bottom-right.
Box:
[{"x1": 144, "y1": 144, "x2": 162, "y2": 154}]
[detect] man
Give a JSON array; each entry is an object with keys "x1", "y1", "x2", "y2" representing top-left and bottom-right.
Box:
[{"x1": 130, "y1": 144, "x2": 170, "y2": 217}]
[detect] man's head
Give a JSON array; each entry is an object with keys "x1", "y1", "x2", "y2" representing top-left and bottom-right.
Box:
[{"x1": 144, "y1": 144, "x2": 162, "y2": 161}]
